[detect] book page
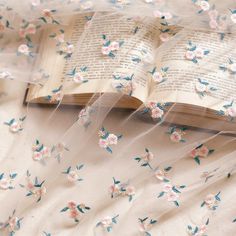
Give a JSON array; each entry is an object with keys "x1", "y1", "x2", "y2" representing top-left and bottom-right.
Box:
[
  {"x1": 148, "y1": 29, "x2": 236, "y2": 110},
  {"x1": 27, "y1": 14, "x2": 88, "y2": 101},
  {"x1": 60, "y1": 12, "x2": 160, "y2": 103}
]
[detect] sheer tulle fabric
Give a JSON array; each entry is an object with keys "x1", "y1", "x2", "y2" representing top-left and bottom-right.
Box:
[{"x1": 0, "y1": 1, "x2": 236, "y2": 236}]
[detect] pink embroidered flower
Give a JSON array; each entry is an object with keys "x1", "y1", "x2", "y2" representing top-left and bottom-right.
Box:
[
  {"x1": 147, "y1": 102, "x2": 156, "y2": 109},
  {"x1": 42, "y1": 9, "x2": 52, "y2": 18},
  {"x1": 9, "y1": 121, "x2": 22, "y2": 133},
  {"x1": 143, "y1": 151, "x2": 154, "y2": 162},
  {"x1": 73, "y1": 72, "x2": 84, "y2": 83},
  {"x1": 185, "y1": 51, "x2": 195, "y2": 60},
  {"x1": 198, "y1": 145, "x2": 209, "y2": 157},
  {"x1": 55, "y1": 33, "x2": 65, "y2": 43},
  {"x1": 0, "y1": 177, "x2": 11, "y2": 190},
  {"x1": 70, "y1": 209, "x2": 79, "y2": 219},
  {"x1": 151, "y1": 107, "x2": 164, "y2": 119},
  {"x1": 226, "y1": 107, "x2": 236, "y2": 117},
  {"x1": 109, "y1": 184, "x2": 120, "y2": 195},
  {"x1": 8, "y1": 216, "x2": 20, "y2": 231},
  {"x1": 107, "y1": 134, "x2": 118, "y2": 145},
  {"x1": 159, "y1": 32, "x2": 171, "y2": 42},
  {"x1": 32, "y1": 151, "x2": 43, "y2": 161},
  {"x1": 99, "y1": 139, "x2": 109, "y2": 148},
  {"x1": 167, "y1": 191, "x2": 179, "y2": 202},
  {"x1": 35, "y1": 186, "x2": 47, "y2": 197},
  {"x1": 190, "y1": 149, "x2": 199, "y2": 158},
  {"x1": 155, "y1": 169, "x2": 167, "y2": 181},
  {"x1": 18, "y1": 44, "x2": 30, "y2": 55},
  {"x1": 126, "y1": 186, "x2": 136, "y2": 196},
  {"x1": 170, "y1": 131, "x2": 182, "y2": 142},
  {"x1": 26, "y1": 24, "x2": 36, "y2": 35},
  {"x1": 68, "y1": 201, "x2": 77, "y2": 209},
  {"x1": 209, "y1": 20, "x2": 218, "y2": 29},
  {"x1": 204, "y1": 194, "x2": 215, "y2": 206},
  {"x1": 51, "y1": 91, "x2": 63, "y2": 102},
  {"x1": 41, "y1": 146, "x2": 51, "y2": 158},
  {"x1": 152, "y1": 71, "x2": 163, "y2": 83},
  {"x1": 67, "y1": 171, "x2": 79, "y2": 183},
  {"x1": 101, "y1": 46, "x2": 111, "y2": 55},
  {"x1": 163, "y1": 183, "x2": 173, "y2": 193}
]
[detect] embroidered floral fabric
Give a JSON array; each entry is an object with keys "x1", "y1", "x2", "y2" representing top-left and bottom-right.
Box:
[{"x1": 0, "y1": 0, "x2": 236, "y2": 236}]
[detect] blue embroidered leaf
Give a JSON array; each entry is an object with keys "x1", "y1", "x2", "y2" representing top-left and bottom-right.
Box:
[{"x1": 10, "y1": 173, "x2": 17, "y2": 179}]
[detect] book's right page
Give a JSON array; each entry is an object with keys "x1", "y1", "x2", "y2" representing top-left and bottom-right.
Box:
[{"x1": 148, "y1": 28, "x2": 236, "y2": 113}]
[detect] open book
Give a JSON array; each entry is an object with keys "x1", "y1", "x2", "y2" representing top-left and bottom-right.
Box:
[{"x1": 26, "y1": 12, "x2": 236, "y2": 131}]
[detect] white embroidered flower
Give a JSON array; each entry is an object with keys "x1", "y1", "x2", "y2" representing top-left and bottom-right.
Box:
[
  {"x1": 42, "y1": 9, "x2": 52, "y2": 18},
  {"x1": 31, "y1": 0, "x2": 41, "y2": 6},
  {"x1": 80, "y1": 1, "x2": 93, "y2": 10},
  {"x1": 99, "y1": 139, "x2": 109, "y2": 148},
  {"x1": 0, "y1": 177, "x2": 11, "y2": 190},
  {"x1": 185, "y1": 51, "x2": 195, "y2": 60},
  {"x1": 195, "y1": 47, "x2": 204, "y2": 58},
  {"x1": 153, "y1": 10, "x2": 172, "y2": 19},
  {"x1": 67, "y1": 171, "x2": 79, "y2": 183},
  {"x1": 100, "y1": 216, "x2": 113, "y2": 228},
  {"x1": 65, "y1": 44, "x2": 74, "y2": 54},
  {"x1": 231, "y1": 13, "x2": 236, "y2": 23},
  {"x1": 0, "y1": 71, "x2": 12, "y2": 79},
  {"x1": 152, "y1": 71, "x2": 163, "y2": 83},
  {"x1": 18, "y1": 44, "x2": 30, "y2": 55},
  {"x1": 195, "y1": 82, "x2": 207, "y2": 93},
  {"x1": 151, "y1": 107, "x2": 164, "y2": 119},
  {"x1": 198, "y1": 1, "x2": 210, "y2": 11},
  {"x1": 229, "y1": 63, "x2": 236, "y2": 73},
  {"x1": 107, "y1": 134, "x2": 118, "y2": 145},
  {"x1": 170, "y1": 131, "x2": 182, "y2": 142}
]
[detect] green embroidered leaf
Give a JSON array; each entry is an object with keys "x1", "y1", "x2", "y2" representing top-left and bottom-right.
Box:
[
  {"x1": 194, "y1": 157, "x2": 200, "y2": 165},
  {"x1": 174, "y1": 201, "x2": 179, "y2": 207},
  {"x1": 60, "y1": 207, "x2": 69, "y2": 212},
  {"x1": 158, "y1": 191, "x2": 165, "y2": 198}
]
